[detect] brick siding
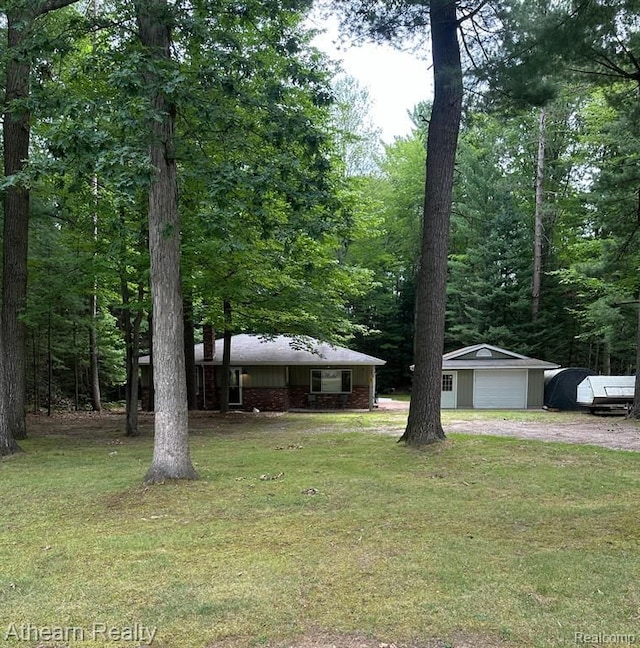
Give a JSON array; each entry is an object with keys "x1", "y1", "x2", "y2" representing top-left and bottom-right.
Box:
[{"x1": 143, "y1": 367, "x2": 372, "y2": 412}]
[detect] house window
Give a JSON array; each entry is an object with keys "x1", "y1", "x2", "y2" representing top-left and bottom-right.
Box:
[
  {"x1": 229, "y1": 367, "x2": 242, "y2": 405},
  {"x1": 442, "y1": 373, "x2": 454, "y2": 392},
  {"x1": 311, "y1": 369, "x2": 352, "y2": 393}
]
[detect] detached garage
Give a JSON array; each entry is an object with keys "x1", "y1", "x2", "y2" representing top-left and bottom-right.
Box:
[{"x1": 440, "y1": 344, "x2": 559, "y2": 409}]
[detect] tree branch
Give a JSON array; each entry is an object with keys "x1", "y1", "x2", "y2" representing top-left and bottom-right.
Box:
[
  {"x1": 38, "y1": 0, "x2": 80, "y2": 15},
  {"x1": 589, "y1": 48, "x2": 640, "y2": 81},
  {"x1": 457, "y1": 0, "x2": 490, "y2": 27}
]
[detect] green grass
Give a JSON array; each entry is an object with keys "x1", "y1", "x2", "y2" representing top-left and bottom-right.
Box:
[{"x1": 1, "y1": 410, "x2": 639, "y2": 647}]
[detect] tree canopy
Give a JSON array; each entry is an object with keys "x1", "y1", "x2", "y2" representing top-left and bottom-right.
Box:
[{"x1": 2, "y1": 0, "x2": 640, "y2": 462}]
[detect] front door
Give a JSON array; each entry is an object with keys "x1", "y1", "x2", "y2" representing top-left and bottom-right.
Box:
[
  {"x1": 229, "y1": 367, "x2": 242, "y2": 406},
  {"x1": 441, "y1": 372, "x2": 457, "y2": 409}
]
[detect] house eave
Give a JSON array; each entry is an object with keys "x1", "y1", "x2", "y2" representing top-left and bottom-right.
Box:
[{"x1": 442, "y1": 360, "x2": 560, "y2": 370}]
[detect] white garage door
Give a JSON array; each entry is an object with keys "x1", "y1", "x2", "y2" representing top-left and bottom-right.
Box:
[{"x1": 474, "y1": 369, "x2": 527, "y2": 409}]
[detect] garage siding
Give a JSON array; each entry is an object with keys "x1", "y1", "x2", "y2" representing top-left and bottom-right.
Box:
[
  {"x1": 527, "y1": 369, "x2": 545, "y2": 408},
  {"x1": 456, "y1": 370, "x2": 474, "y2": 408}
]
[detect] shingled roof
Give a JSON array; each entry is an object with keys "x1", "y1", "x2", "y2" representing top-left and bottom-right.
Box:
[
  {"x1": 140, "y1": 334, "x2": 385, "y2": 366},
  {"x1": 209, "y1": 335, "x2": 385, "y2": 366},
  {"x1": 442, "y1": 343, "x2": 559, "y2": 370}
]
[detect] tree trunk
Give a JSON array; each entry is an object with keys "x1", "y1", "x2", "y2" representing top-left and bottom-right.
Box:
[
  {"x1": 219, "y1": 300, "x2": 232, "y2": 413},
  {"x1": 89, "y1": 173, "x2": 102, "y2": 412},
  {"x1": 0, "y1": 337, "x2": 20, "y2": 454},
  {"x1": 47, "y1": 307, "x2": 53, "y2": 417},
  {"x1": 183, "y1": 293, "x2": 197, "y2": 410},
  {"x1": 146, "y1": 312, "x2": 155, "y2": 411},
  {"x1": 2, "y1": 11, "x2": 33, "y2": 443},
  {"x1": 127, "y1": 289, "x2": 144, "y2": 436},
  {"x1": 136, "y1": 0, "x2": 198, "y2": 483},
  {"x1": 74, "y1": 323, "x2": 80, "y2": 410},
  {"x1": 121, "y1": 274, "x2": 144, "y2": 437},
  {"x1": 603, "y1": 339, "x2": 611, "y2": 376},
  {"x1": 121, "y1": 276, "x2": 134, "y2": 431},
  {"x1": 532, "y1": 107, "x2": 546, "y2": 320},
  {"x1": 31, "y1": 330, "x2": 40, "y2": 414},
  {"x1": 629, "y1": 292, "x2": 640, "y2": 419},
  {"x1": 1, "y1": 0, "x2": 81, "y2": 451},
  {"x1": 400, "y1": 0, "x2": 463, "y2": 445},
  {"x1": 0, "y1": 376, "x2": 20, "y2": 455},
  {"x1": 88, "y1": 292, "x2": 102, "y2": 411}
]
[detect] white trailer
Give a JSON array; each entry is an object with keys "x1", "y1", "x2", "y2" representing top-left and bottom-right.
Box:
[{"x1": 576, "y1": 375, "x2": 635, "y2": 413}]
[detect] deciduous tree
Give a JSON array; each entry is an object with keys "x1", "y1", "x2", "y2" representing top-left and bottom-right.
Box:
[
  {"x1": 135, "y1": 0, "x2": 198, "y2": 483},
  {"x1": 1, "y1": 0, "x2": 81, "y2": 453}
]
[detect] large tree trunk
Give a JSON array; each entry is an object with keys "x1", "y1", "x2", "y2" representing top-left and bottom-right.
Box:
[
  {"x1": 629, "y1": 291, "x2": 640, "y2": 419},
  {"x1": 400, "y1": 0, "x2": 462, "y2": 446},
  {"x1": 0, "y1": 358, "x2": 20, "y2": 455},
  {"x1": 0, "y1": 385, "x2": 20, "y2": 455},
  {"x1": 532, "y1": 107, "x2": 546, "y2": 320},
  {"x1": 1, "y1": 0, "x2": 81, "y2": 452},
  {"x1": 2, "y1": 11, "x2": 32, "y2": 444},
  {"x1": 136, "y1": 0, "x2": 198, "y2": 483}
]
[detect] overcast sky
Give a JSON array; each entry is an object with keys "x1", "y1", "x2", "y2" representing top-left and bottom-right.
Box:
[{"x1": 309, "y1": 14, "x2": 433, "y2": 143}]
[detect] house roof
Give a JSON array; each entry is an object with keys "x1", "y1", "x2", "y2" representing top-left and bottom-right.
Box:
[
  {"x1": 441, "y1": 343, "x2": 559, "y2": 370},
  {"x1": 139, "y1": 334, "x2": 386, "y2": 366}
]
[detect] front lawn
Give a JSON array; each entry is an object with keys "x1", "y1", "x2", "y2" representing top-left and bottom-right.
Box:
[{"x1": 1, "y1": 410, "x2": 638, "y2": 647}]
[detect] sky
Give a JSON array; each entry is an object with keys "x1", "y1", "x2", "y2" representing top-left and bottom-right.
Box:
[{"x1": 309, "y1": 15, "x2": 433, "y2": 143}]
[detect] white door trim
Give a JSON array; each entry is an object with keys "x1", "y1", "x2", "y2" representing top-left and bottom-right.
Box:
[{"x1": 441, "y1": 371, "x2": 458, "y2": 409}]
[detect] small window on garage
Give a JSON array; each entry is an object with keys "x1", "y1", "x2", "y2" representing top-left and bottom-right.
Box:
[{"x1": 442, "y1": 373, "x2": 454, "y2": 392}]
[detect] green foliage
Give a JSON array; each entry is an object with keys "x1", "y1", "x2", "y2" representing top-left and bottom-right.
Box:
[
  {"x1": 25, "y1": 202, "x2": 126, "y2": 410},
  {"x1": 330, "y1": 73, "x2": 383, "y2": 176},
  {"x1": 344, "y1": 131, "x2": 427, "y2": 390},
  {"x1": 554, "y1": 85, "x2": 640, "y2": 373},
  {"x1": 170, "y1": 1, "x2": 367, "y2": 342},
  {"x1": 348, "y1": 71, "x2": 640, "y2": 379},
  {"x1": 2, "y1": 0, "x2": 375, "y2": 409},
  {"x1": 9, "y1": 0, "x2": 640, "y2": 404}
]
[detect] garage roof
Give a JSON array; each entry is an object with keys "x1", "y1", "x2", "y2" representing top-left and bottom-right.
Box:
[{"x1": 442, "y1": 344, "x2": 559, "y2": 370}]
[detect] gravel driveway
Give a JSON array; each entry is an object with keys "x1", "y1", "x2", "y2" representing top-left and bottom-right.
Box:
[
  {"x1": 377, "y1": 399, "x2": 640, "y2": 451},
  {"x1": 444, "y1": 415, "x2": 640, "y2": 451}
]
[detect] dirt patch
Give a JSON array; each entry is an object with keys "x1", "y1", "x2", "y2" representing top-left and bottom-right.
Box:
[
  {"x1": 25, "y1": 404, "x2": 640, "y2": 452},
  {"x1": 210, "y1": 630, "x2": 507, "y2": 648},
  {"x1": 444, "y1": 413, "x2": 640, "y2": 451},
  {"x1": 377, "y1": 399, "x2": 640, "y2": 451}
]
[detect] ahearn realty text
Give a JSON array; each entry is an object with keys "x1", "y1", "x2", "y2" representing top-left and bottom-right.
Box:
[{"x1": 4, "y1": 622, "x2": 157, "y2": 643}]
